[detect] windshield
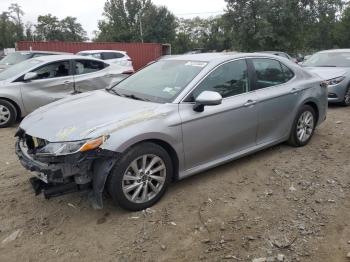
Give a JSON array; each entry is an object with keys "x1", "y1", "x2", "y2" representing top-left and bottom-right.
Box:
[
  {"x1": 112, "y1": 60, "x2": 207, "y2": 103},
  {"x1": 78, "y1": 52, "x2": 102, "y2": 60},
  {"x1": 303, "y1": 52, "x2": 350, "y2": 67},
  {"x1": 0, "y1": 52, "x2": 32, "y2": 65},
  {"x1": 0, "y1": 59, "x2": 42, "y2": 81}
]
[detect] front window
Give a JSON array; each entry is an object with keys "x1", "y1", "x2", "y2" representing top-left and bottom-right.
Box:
[
  {"x1": 112, "y1": 60, "x2": 207, "y2": 103},
  {"x1": 0, "y1": 59, "x2": 41, "y2": 81},
  {"x1": 0, "y1": 52, "x2": 32, "y2": 65},
  {"x1": 303, "y1": 52, "x2": 350, "y2": 67},
  {"x1": 188, "y1": 59, "x2": 249, "y2": 101},
  {"x1": 31, "y1": 60, "x2": 70, "y2": 80}
]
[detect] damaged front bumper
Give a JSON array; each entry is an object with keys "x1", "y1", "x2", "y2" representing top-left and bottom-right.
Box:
[{"x1": 15, "y1": 134, "x2": 119, "y2": 209}]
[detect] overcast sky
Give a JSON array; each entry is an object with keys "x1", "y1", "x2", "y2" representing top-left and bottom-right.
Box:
[{"x1": 0, "y1": 0, "x2": 227, "y2": 38}]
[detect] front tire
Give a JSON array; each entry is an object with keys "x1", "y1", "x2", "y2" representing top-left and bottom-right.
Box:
[
  {"x1": 288, "y1": 105, "x2": 316, "y2": 147},
  {"x1": 107, "y1": 142, "x2": 172, "y2": 211},
  {"x1": 341, "y1": 86, "x2": 350, "y2": 106},
  {"x1": 0, "y1": 99, "x2": 17, "y2": 128}
]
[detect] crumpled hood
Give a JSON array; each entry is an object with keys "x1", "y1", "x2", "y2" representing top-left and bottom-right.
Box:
[
  {"x1": 304, "y1": 67, "x2": 349, "y2": 80},
  {"x1": 20, "y1": 90, "x2": 163, "y2": 142}
]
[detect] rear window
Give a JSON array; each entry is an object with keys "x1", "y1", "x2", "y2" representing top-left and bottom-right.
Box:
[
  {"x1": 103, "y1": 52, "x2": 125, "y2": 60},
  {"x1": 74, "y1": 60, "x2": 107, "y2": 75}
]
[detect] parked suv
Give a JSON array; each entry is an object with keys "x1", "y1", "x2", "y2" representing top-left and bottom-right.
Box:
[
  {"x1": 15, "y1": 53, "x2": 327, "y2": 211},
  {"x1": 77, "y1": 50, "x2": 134, "y2": 73}
]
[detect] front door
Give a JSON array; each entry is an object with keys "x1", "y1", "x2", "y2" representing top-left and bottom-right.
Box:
[
  {"x1": 179, "y1": 59, "x2": 259, "y2": 170},
  {"x1": 20, "y1": 60, "x2": 74, "y2": 113}
]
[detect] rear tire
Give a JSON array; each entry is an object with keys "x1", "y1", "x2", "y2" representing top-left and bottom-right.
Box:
[
  {"x1": 288, "y1": 105, "x2": 316, "y2": 147},
  {"x1": 341, "y1": 86, "x2": 350, "y2": 106},
  {"x1": 107, "y1": 142, "x2": 172, "y2": 211},
  {"x1": 0, "y1": 99, "x2": 17, "y2": 128}
]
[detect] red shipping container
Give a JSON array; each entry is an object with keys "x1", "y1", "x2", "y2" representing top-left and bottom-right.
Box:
[{"x1": 16, "y1": 41, "x2": 171, "y2": 71}]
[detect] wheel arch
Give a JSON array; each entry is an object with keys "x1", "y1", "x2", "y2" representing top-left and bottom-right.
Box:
[
  {"x1": 128, "y1": 139, "x2": 180, "y2": 181},
  {"x1": 0, "y1": 96, "x2": 22, "y2": 120},
  {"x1": 303, "y1": 100, "x2": 319, "y2": 124}
]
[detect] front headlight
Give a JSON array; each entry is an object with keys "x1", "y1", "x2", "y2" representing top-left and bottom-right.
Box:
[
  {"x1": 36, "y1": 136, "x2": 108, "y2": 156},
  {"x1": 326, "y1": 76, "x2": 346, "y2": 86}
]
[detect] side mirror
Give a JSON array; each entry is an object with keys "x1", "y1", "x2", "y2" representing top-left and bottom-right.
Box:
[
  {"x1": 23, "y1": 72, "x2": 38, "y2": 81},
  {"x1": 193, "y1": 91, "x2": 222, "y2": 112}
]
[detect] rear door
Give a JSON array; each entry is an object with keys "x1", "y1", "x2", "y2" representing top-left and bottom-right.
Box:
[
  {"x1": 248, "y1": 58, "x2": 299, "y2": 145},
  {"x1": 20, "y1": 60, "x2": 74, "y2": 113},
  {"x1": 72, "y1": 59, "x2": 113, "y2": 92}
]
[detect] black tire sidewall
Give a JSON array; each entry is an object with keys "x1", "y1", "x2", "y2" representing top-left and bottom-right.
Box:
[
  {"x1": 0, "y1": 100, "x2": 17, "y2": 128},
  {"x1": 290, "y1": 105, "x2": 316, "y2": 147},
  {"x1": 107, "y1": 142, "x2": 173, "y2": 211},
  {"x1": 342, "y1": 86, "x2": 350, "y2": 106}
]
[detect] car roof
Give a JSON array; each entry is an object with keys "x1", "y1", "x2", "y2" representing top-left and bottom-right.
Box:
[
  {"x1": 32, "y1": 54, "x2": 106, "y2": 63},
  {"x1": 260, "y1": 51, "x2": 288, "y2": 55},
  {"x1": 319, "y1": 49, "x2": 350, "y2": 53},
  {"x1": 15, "y1": 50, "x2": 70, "y2": 55},
  {"x1": 162, "y1": 52, "x2": 288, "y2": 64},
  {"x1": 78, "y1": 50, "x2": 126, "y2": 54}
]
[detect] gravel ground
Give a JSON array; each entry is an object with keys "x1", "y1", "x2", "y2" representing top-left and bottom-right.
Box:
[{"x1": 0, "y1": 106, "x2": 349, "y2": 262}]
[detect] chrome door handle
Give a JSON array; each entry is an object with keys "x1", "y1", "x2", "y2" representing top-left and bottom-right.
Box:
[
  {"x1": 290, "y1": 88, "x2": 300, "y2": 94},
  {"x1": 244, "y1": 100, "x2": 257, "y2": 107}
]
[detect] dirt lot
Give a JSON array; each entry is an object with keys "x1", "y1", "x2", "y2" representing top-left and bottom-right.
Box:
[{"x1": 0, "y1": 106, "x2": 349, "y2": 262}]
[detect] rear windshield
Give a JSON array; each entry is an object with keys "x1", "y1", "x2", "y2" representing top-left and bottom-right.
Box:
[
  {"x1": 0, "y1": 52, "x2": 32, "y2": 65},
  {"x1": 0, "y1": 59, "x2": 41, "y2": 81}
]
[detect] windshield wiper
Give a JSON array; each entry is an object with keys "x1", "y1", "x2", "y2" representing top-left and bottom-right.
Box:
[
  {"x1": 105, "y1": 88, "x2": 150, "y2": 102},
  {"x1": 121, "y1": 94, "x2": 150, "y2": 102},
  {"x1": 105, "y1": 88, "x2": 122, "y2": 96}
]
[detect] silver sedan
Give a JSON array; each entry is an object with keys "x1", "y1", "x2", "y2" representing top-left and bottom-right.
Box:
[
  {"x1": 303, "y1": 49, "x2": 350, "y2": 105},
  {"x1": 15, "y1": 53, "x2": 327, "y2": 211},
  {"x1": 0, "y1": 55, "x2": 129, "y2": 127}
]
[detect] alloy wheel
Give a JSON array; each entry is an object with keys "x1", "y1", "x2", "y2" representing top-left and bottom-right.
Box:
[
  {"x1": 0, "y1": 105, "x2": 10, "y2": 125},
  {"x1": 122, "y1": 154, "x2": 166, "y2": 204},
  {"x1": 344, "y1": 88, "x2": 350, "y2": 105},
  {"x1": 296, "y1": 111, "x2": 314, "y2": 143}
]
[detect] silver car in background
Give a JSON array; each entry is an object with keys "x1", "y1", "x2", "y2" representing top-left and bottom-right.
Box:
[
  {"x1": 0, "y1": 51, "x2": 70, "y2": 72},
  {"x1": 302, "y1": 49, "x2": 350, "y2": 105},
  {"x1": 15, "y1": 53, "x2": 327, "y2": 211},
  {"x1": 0, "y1": 55, "x2": 129, "y2": 127}
]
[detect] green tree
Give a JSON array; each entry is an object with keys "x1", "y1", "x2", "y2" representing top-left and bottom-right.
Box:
[
  {"x1": 35, "y1": 14, "x2": 87, "y2": 41},
  {"x1": 60, "y1": 16, "x2": 88, "y2": 41},
  {"x1": 96, "y1": 0, "x2": 176, "y2": 43},
  {"x1": 8, "y1": 3, "x2": 24, "y2": 40},
  {"x1": 0, "y1": 12, "x2": 17, "y2": 48}
]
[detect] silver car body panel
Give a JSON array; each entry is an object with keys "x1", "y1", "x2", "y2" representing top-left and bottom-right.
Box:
[
  {"x1": 19, "y1": 53, "x2": 327, "y2": 180},
  {"x1": 0, "y1": 55, "x2": 129, "y2": 116}
]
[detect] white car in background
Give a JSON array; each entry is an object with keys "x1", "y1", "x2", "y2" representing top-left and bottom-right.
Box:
[{"x1": 77, "y1": 50, "x2": 134, "y2": 74}]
